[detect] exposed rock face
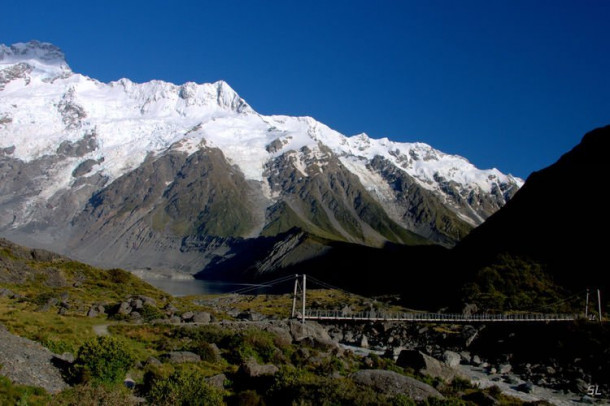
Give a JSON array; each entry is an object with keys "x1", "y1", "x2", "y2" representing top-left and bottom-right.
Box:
[
  {"x1": 0, "y1": 323, "x2": 68, "y2": 393},
  {"x1": 351, "y1": 369, "x2": 443, "y2": 401}
]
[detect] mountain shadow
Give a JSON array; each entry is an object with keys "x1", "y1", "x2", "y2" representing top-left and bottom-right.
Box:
[{"x1": 448, "y1": 125, "x2": 610, "y2": 311}]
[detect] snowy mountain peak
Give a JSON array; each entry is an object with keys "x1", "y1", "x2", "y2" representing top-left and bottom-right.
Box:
[{"x1": 0, "y1": 41, "x2": 71, "y2": 81}]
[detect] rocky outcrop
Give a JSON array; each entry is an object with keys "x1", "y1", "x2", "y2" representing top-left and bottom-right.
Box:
[{"x1": 0, "y1": 323, "x2": 67, "y2": 393}]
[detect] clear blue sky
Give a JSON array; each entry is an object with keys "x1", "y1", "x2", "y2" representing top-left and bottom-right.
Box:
[{"x1": 2, "y1": 0, "x2": 609, "y2": 179}]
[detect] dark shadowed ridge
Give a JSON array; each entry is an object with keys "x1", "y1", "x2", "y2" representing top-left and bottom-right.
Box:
[{"x1": 453, "y1": 125, "x2": 610, "y2": 292}]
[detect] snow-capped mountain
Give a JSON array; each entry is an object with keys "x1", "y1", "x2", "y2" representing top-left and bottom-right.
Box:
[{"x1": 0, "y1": 41, "x2": 522, "y2": 276}]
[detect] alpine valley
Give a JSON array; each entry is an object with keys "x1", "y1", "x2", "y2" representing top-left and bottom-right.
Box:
[{"x1": 0, "y1": 41, "x2": 523, "y2": 280}]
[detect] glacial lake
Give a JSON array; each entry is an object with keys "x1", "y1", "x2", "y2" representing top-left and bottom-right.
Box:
[{"x1": 142, "y1": 278, "x2": 273, "y2": 297}]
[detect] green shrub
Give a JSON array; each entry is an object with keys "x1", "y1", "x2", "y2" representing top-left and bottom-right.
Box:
[
  {"x1": 139, "y1": 303, "x2": 165, "y2": 322},
  {"x1": 73, "y1": 336, "x2": 135, "y2": 384},
  {"x1": 0, "y1": 375, "x2": 50, "y2": 406},
  {"x1": 145, "y1": 366, "x2": 224, "y2": 406},
  {"x1": 50, "y1": 383, "x2": 136, "y2": 406}
]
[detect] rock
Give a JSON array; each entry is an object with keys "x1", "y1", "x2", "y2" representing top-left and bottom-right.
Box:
[
  {"x1": 145, "y1": 357, "x2": 162, "y2": 366},
  {"x1": 289, "y1": 321, "x2": 339, "y2": 351},
  {"x1": 0, "y1": 323, "x2": 68, "y2": 393},
  {"x1": 0, "y1": 288, "x2": 16, "y2": 298},
  {"x1": 443, "y1": 351, "x2": 461, "y2": 368},
  {"x1": 472, "y1": 355, "x2": 482, "y2": 366},
  {"x1": 161, "y1": 351, "x2": 201, "y2": 364},
  {"x1": 206, "y1": 373, "x2": 226, "y2": 389},
  {"x1": 169, "y1": 315, "x2": 181, "y2": 324},
  {"x1": 516, "y1": 382, "x2": 534, "y2": 394},
  {"x1": 503, "y1": 375, "x2": 519, "y2": 385},
  {"x1": 396, "y1": 350, "x2": 461, "y2": 382},
  {"x1": 240, "y1": 358, "x2": 279, "y2": 378},
  {"x1": 459, "y1": 351, "x2": 471, "y2": 364},
  {"x1": 462, "y1": 325, "x2": 480, "y2": 347},
  {"x1": 574, "y1": 378, "x2": 590, "y2": 393},
  {"x1": 39, "y1": 297, "x2": 60, "y2": 312},
  {"x1": 164, "y1": 303, "x2": 178, "y2": 314},
  {"x1": 351, "y1": 369, "x2": 443, "y2": 401},
  {"x1": 206, "y1": 343, "x2": 222, "y2": 363},
  {"x1": 489, "y1": 367, "x2": 497, "y2": 375},
  {"x1": 87, "y1": 307, "x2": 99, "y2": 317},
  {"x1": 192, "y1": 311, "x2": 211, "y2": 323},
  {"x1": 181, "y1": 311, "x2": 194, "y2": 321},
  {"x1": 57, "y1": 352, "x2": 75, "y2": 363},
  {"x1": 498, "y1": 363, "x2": 512, "y2": 374},
  {"x1": 462, "y1": 303, "x2": 478, "y2": 316},
  {"x1": 360, "y1": 334, "x2": 369, "y2": 349},
  {"x1": 130, "y1": 311, "x2": 141, "y2": 320},
  {"x1": 131, "y1": 299, "x2": 143, "y2": 310},
  {"x1": 138, "y1": 296, "x2": 156, "y2": 307},
  {"x1": 117, "y1": 301, "x2": 131, "y2": 315},
  {"x1": 238, "y1": 311, "x2": 265, "y2": 321}
]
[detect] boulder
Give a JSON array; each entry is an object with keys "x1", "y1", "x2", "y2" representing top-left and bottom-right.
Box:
[
  {"x1": 117, "y1": 301, "x2": 132, "y2": 315},
  {"x1": 459, "y1": 351, "x2": 471, "y2": 364},
  {"x1": 161, "y1": 351, "x2": 201, "y2": 364},
  {"x1": 289, "y1": 320, "x2": 339, "y2": 351},
  {"x1": 360, "y1": 334, "x2": 369, "y2": 349},
  {"x1": 461, "y1": 325, "x2": 480, "y2": 347},
  {"x1": 498, "y1": 363, "x2": 512, "y2": 374},
  {"x1": 131, "y1": 299, "x2": 143, "y2": 310},
  {"x1": 462, "y1": 303, "x2": 478, "y2": 316},
  {"x1": 396, "y1": 350, "x2": 462, "y2": 382},
  {"x1": 206, "y1": 373, "x2": 226, "y2": 389},
  {"x1": 240, "y1": 358, "x2": 279, "y2": 378},
  {"x1": 192, "y1": 311, "x2": 212, "y2": 323},
  {"x1": 0, "y1": 288, "x2": 16, "y2": 298},
  {"x1": 443, "y1": 351, "x2": 461, "y2": 368},
  {"x1": 181, "y1": 311, "x2": 194, "y2": 321},
  {"x1": 351, "y1": 369, "x2": 443, "y2": 401}
]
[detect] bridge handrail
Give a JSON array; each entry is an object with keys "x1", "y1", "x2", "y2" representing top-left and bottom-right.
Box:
[{"x1": 303, "y1": 309, "x2": 580, "y2": 322}]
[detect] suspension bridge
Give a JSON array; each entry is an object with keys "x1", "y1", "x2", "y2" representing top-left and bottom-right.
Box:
[{"x1": 227, "y1": 274, "x2": 604, "y2": 324}]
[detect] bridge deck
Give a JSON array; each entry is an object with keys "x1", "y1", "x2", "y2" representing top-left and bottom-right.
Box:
[{"x1": 302, "y1": 310, "x2": 580, "y2": 323}]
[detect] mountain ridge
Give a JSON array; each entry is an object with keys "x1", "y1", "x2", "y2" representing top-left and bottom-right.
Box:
[{"x1": 1, "y1": 40, "x2": 522, "y2": 275}]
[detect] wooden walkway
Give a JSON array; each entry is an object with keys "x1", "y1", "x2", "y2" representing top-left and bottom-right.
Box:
[{"x1": 301, "y1": 309, "x2": 580, "y2": 323}]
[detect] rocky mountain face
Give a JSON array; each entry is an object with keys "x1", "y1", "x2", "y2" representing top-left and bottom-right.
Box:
[{"x1": 0, "y1": 41, "x2": 522, "y2": 277}]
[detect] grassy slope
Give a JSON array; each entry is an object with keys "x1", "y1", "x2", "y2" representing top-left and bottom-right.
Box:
[{"x1": 0, "y1": 238, "x2": 547, "y2": 405}]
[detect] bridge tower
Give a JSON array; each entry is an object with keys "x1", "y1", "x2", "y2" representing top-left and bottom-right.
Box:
[{"x1": 291, "y1": 274, "x2": 307, "y2": 324}]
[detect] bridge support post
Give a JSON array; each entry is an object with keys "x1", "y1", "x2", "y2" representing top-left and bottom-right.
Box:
[
  {"x1": 598, "y1": 289, "x2": 603, "y2": 322},
  {"x1": 291, "y1": 274, "x2": 299, "y2": 319},
  {"x1": 302, "y1": 274, "x2": 306, "y2": 324},
  {"x1": 585, "y1": 289, "x2": 590, "y2": 319}
]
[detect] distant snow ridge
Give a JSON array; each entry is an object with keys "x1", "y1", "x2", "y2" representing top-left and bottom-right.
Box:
[{"x1": 0, "y1": 40, "x2": 523, "y2": 242}]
